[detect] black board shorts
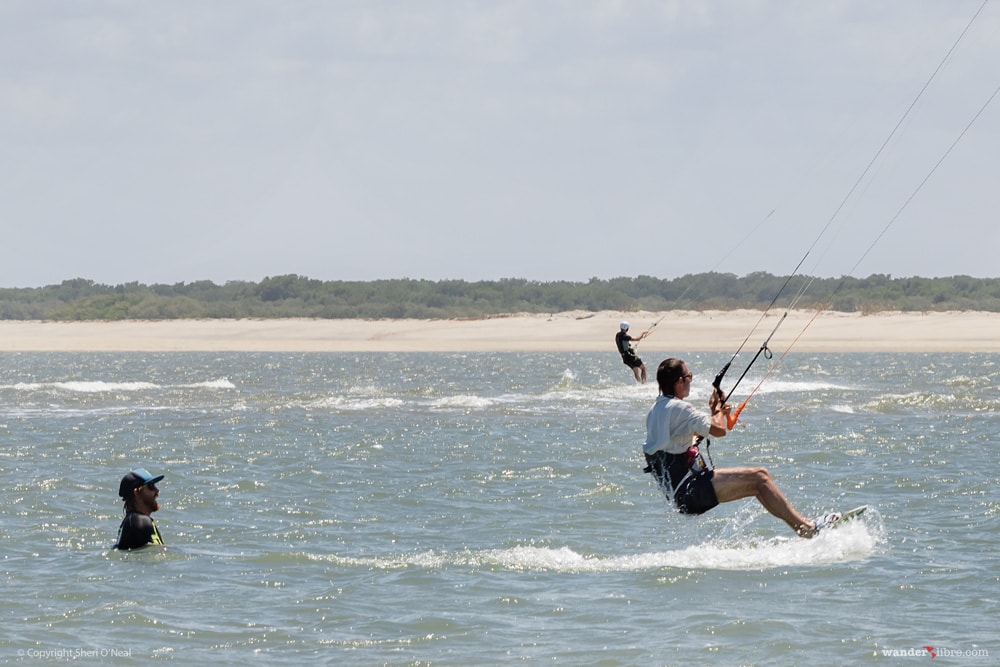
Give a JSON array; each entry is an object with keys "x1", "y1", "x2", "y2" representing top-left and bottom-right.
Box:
[
  {"x1": 621, "y1": 354, "x2": 643, "y2": 369},
  {"x1": 674, "y1": 470, "x2": 719, "y2": 515},
  {"x1": 645, "y1": 451, "x2": 720, "y2": 516}
]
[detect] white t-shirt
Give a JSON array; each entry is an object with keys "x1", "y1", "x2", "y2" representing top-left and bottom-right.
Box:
[{"x1": 644, "y1": 394, "x2": 714, "y2": 456}]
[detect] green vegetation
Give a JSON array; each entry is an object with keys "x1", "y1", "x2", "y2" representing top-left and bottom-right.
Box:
[{"x1": 1, "y1": 273, "x2": 999, "y2": 321}]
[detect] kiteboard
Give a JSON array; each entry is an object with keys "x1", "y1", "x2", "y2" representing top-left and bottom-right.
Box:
[{"x1": 814, "y1": 505, "x2": 868, "y2": 533}]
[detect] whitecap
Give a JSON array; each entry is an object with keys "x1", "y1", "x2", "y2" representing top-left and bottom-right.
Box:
[
  {"x1": 180, "y1": 378, "x2": 236, "y2": 390},
  {"x1": 430, "y1": 395, "x2": 495, "y2": 409},
  {"x1": 51, "y1": 380, "x2": 160, "y2": 393},
  {"x1": 308, "y1": 396, "x2": 406, "y2": 410},
  {"x1": 314, "y1": 516, "x2": 883, "y2": 574}
]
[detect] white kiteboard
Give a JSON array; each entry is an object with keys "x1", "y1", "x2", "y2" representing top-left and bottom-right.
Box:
[{"x1": 814, "y1": 505, "x2": 868, "y2": 533}]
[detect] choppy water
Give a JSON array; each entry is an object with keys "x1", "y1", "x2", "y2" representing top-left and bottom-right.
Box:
[{"x1": 1, "y1": 351, "x2": 997, "y2": 664}]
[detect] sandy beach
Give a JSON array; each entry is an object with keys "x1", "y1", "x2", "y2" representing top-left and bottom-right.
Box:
[{"x1": 0, "y1": 310, "x2": 996, "y2": 353}]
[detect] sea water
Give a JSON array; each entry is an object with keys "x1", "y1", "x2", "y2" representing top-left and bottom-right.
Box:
[{"x1": 0, "y1": 351, "x2": 996, "y2": 665}]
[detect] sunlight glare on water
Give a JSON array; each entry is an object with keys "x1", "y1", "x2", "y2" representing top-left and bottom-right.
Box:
[{"x1": 0, "y1": 351, "x2": 996, "y2": 664}]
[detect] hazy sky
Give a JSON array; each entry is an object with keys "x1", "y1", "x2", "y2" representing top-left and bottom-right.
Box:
[{"x1": 3, "y1": 1, "x2": 998, "y2": 288}]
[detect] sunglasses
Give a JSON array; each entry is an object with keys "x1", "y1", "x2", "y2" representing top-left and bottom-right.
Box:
[
  {"x1": 679, "y1": 373, "x2": 693, "y2": 382},
  {"x1": 142, "y1": 482, "x2": 159, "y2": 492}
]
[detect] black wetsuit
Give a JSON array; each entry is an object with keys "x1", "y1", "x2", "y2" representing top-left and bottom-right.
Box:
[
  {"x1": 615, "y1": 330, "x2": 643, "y2": 369},
  {"x1": 116, "y1": 512, "x2": 164, "y2": 550}
]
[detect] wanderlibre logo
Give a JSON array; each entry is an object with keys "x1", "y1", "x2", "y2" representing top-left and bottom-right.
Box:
[{"x1": 878, "y1": 645, "x2": 990, "y2": 659}]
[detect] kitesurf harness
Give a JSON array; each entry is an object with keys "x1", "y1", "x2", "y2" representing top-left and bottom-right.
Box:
[
  {"x1": 643, "y1": 436, "x2": 714, "y2": 504},
  {"x1": 615, "y1": 329, "x2": 638, "y2": 360}
]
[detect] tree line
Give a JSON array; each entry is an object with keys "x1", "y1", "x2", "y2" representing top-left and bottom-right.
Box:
[{"x1": 1, "y1": 273, "x2": 998, "y2": 321}]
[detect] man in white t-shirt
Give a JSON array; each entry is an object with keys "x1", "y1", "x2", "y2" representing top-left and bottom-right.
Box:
[{"x1": 643, "y1": 358, "x2": 820, "y2": 537}]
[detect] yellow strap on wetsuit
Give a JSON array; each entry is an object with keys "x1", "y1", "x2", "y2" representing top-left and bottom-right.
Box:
[{"x1": 149, "y1": 520, "x2": 163, "y2": 545}]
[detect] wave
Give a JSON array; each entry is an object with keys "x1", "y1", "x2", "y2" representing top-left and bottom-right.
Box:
[
  {"x1": 864, "y1": 391, "x2": 965, "y2": 413},
  {"x1": 11, "y1": 380, "x2": 160, "y2": 393},
  {"x1": 554, "y1": 368, "x2": 578, "y2": 389},
  {"x1": 301, "y1": 516, "x2": 883, "y2": 573},
  {"x1": 179, "y1": 378, "x2": 236, "y2": 390},
  {"x1": 429, "y1": 395, "x2": 497, "y2": 409},
  {"x1": 727, "y1": 379, "x2": 847, "y2": 395},
  {"x1": 5, "y1": 378, "x2": 235, "y2": 393},
  {"x1": 307, "y1": 396, "x2": 406, "y2": 410},
  {"x1": 300, "y1": 376, "x2": 846, "y2": 414},
  {"x1": 305, "y1": 385, "x2": 647, "y2": 413}
]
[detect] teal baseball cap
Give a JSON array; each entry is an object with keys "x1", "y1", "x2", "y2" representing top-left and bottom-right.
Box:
[{"x1": 118, "y1": 468, "x2": 164, "y2": 498}]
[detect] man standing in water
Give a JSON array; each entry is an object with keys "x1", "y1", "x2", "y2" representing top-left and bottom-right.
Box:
[
  {"x1": 643, "y1": 358, "x2": 823, "y2": 537},
  {"x1": 615, "y1": 321, "x2": 648, "y2": 383},
  {"x1": 116, "y1": 468, "x2": 166, "y2": 550}
]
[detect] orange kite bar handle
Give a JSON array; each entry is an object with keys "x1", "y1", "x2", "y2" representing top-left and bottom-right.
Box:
[{"x1": 727, "y1": 398, "x2": 748, "y2": 430}]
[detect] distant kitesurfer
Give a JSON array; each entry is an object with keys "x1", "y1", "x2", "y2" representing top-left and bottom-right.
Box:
[
  {"x1": 643, "y1": 358, "x2": 822, "y2": 537},
  {"x1": 615, "y1": 321, "x2": 648, "y2": 383},
  {"x1": 116, "y1": 468, "x2": 166, "y2": 550}
]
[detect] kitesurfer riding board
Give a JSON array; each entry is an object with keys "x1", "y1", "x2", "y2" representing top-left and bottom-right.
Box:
[{"x1": 615, "y1": 321, "x2": 648, "y2": 383}]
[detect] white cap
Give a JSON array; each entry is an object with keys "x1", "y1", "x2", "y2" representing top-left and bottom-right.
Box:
[{"x1": 620, "y1": 321, "x2": 629, "y2": 330}]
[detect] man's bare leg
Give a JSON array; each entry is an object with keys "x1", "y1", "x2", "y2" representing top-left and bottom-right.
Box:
[{"x1": 711, "y1": 467, "x2": 815, "y2": 536}]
